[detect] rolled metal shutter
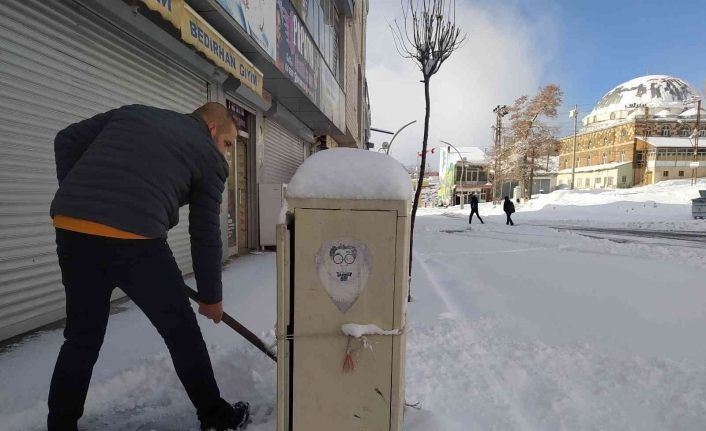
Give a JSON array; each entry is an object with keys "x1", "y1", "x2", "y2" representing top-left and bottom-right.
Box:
[
  {"x1": 263, "y1": 118, "x2": 305, "y2": 183},
  {"x1": 0, "y1": 0, "x2": 208, "y2": 340}
]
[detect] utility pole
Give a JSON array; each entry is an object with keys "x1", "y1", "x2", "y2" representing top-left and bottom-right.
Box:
[
  {"x1": 685, "y1": 97, "x2": 702, "y2": 186},
  {"x1": 493, "y1": 105, "x2": 509, "y2": 202},
  {"x1": 569, "y1": 105, "x2": 579, "y2": 189},
  {"x1": 695, "y1": 99, "x2": 701, "y2": 186}
]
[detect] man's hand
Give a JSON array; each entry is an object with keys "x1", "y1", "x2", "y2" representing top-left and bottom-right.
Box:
[{"x1": 198, "y1": 301, "x2": 223, "y2": 323}]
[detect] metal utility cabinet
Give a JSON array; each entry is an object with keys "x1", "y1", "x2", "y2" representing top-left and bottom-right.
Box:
[
  {"x1": 276, "y1": 197, "x2": 410, "y2": 431},
  {"x1": 693, "y1": 190, "x2": 706, "y2": 219}
]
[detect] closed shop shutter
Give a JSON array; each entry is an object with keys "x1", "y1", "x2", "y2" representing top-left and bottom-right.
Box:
[
  {"x1": 263, "y1": 118, "x2": 305, "y2": 184},
  {"x1": 0, "y1": 0, "x2": 208, "y2": 340}
]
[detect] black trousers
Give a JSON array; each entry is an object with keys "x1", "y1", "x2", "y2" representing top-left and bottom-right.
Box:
[
  {"x1": 48, "y1": 229, "x2": 231, "y2": 430},
  {"x1": 505, "y1": 213, "x2": 514, "y2": 225},
  {"x1": 468, "y1": 208, "x2": 484, "y2": 224}
]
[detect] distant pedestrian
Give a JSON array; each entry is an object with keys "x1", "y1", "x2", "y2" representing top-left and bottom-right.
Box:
[
  {"x1": 504, "y1": 196, "x2": 515, "y2": 226},
  {"x1": 468, "y1": 192, "x2": 484, "y2": 224}
]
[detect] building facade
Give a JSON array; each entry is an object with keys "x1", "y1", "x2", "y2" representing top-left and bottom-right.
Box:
[
  {"x1": 558, "y1": 75, "x2": 704, "y2": 189},
  {"x1": 438, "y1": 146, "x2": 492, "y2": 206},
  {"x1": 0, "y1": 0, "x2": 369, "y2": 341}
]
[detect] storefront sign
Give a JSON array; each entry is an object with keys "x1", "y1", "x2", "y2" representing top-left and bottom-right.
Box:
[
  {"x1": 182, "y1": 4, "x2": 263, "y2": 96},
  {"x1": 276, "y1": 0, "x2": 320, "y2": 104},
  {"x1": 141, "y1": 0, "x2": 264, "y2": 97},
  {"x1": 216, "y1": 0, "x2": 277, "y2": 59},
  {"x1": 319, "y1": 57, "x2": 345, "y2": 131},
  {"x1": 141, "y1": 0, "x2": 183, "y2": 29}
]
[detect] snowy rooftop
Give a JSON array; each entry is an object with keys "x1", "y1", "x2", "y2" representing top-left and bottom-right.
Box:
[
  {"x1": 641, "y1": 137, "x2": 699, "y2": 148},
  {"x1": 446, "y1": 146, "x2": 488, "y2": 165},
  {"x1": 581, "y1": 75, "x2": 702, "y2": 132},
  {"x1": 286, "y1": 148, "x2": 413, "y2": 200}
]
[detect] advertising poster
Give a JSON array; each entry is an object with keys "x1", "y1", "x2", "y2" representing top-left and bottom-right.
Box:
[
  {"x1": 276, "y1": 0, "x2": 319, "y2": 105},
  {"x1": 216, "y1": 0, "x2": 277, "y2": 60}
]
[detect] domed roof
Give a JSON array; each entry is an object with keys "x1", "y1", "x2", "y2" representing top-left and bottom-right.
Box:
[{"x1": 583, "y1": 75, "x2": 702, "y2": 130}]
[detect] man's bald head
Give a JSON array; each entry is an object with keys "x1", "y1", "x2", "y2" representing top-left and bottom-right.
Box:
[{"x1": 193, "y1": 102, "x2": 236, "y2": 155}]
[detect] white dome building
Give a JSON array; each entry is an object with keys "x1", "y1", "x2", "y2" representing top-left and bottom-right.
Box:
[
  {"x1": 558, "y1": 75, "x2": 705, "y2": 189},
  {"x1": 582, "y1": 75, "x2": 703, "y2": 132}
]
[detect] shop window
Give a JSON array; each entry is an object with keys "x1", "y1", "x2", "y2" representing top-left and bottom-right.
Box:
[
  {"x1": 663, "y1": 171, "x2": 669, "y2": 177},
  {"x1": 661, "y1": 126, "x2": 671, "y2": 137},
  {"x1": 679, "y1": 171, "x2": 685, "y2": 177}
]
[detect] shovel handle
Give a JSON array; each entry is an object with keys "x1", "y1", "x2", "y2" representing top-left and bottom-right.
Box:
[{"x1": 185, "y1": 287, "x2": 277, "y2": 362}]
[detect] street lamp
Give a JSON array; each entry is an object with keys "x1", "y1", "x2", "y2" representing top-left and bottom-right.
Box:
[
  {"x1": 385, "y1": 121, "x2": 417, "y2": 155},
  {"x1": 440, "y1": 140, "x2": 467, "y2": 209}
]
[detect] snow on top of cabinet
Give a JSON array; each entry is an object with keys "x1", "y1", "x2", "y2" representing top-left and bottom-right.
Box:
[{"x1": 287, "y1": 148, "x2": 413, "y2": 201}]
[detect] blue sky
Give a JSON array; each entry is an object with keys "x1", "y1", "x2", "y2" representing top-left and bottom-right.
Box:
[
  {"x1": 541, "y1": 0, "x2": 706, "y2": 132},
  {"x1": 366, "y1": 0, "x2": 706, "y2": 167}
]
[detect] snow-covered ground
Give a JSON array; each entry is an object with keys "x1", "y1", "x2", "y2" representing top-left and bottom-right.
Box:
[{"x1": 1, "y1": 180, "x2": 705, "y2": 430}]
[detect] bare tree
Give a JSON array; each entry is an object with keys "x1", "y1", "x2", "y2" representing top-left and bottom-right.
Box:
[
  {"x1": 508, "y1": 85, "x2": 563, "y2": 199},
  {"x1": 391, "y1": 0, "x2": 465, "y2": 299}
]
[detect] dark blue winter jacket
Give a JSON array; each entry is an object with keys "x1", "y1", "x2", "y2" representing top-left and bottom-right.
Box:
[{"x1": 50, "y1": 105, "x2": 229, "y2": 304}]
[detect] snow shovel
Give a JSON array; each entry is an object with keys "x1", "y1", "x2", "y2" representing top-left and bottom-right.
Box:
[{"x1": 185, "y1": 287, "x2": 277, "y2": 362}]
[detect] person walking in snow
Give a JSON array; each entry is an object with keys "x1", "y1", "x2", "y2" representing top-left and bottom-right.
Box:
[
  {"x1": 48, "y1": 103, "x2": 249, "y2": 431},
  {"x1": 503, "y1": 196, "x2": 516, "y2": 226},
  {"x1": 468, "y1": 192, "x2": 484, "y2": 224}
]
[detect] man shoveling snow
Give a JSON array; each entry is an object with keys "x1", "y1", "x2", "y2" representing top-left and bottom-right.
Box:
[{"x1": 48, "y1": 103, "x2": 249, "y2": 431}]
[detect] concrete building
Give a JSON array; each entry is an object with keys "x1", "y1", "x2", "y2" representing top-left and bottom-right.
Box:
[
  {"x1": 558, "y1": 75, "x2": 704, "y2": 189},
  {"x1": 438, "y1": 146, "x2": 492, "y2": 206},
  {"x1": 0, "y1": 0, "x2": 370, "y2": 341}
]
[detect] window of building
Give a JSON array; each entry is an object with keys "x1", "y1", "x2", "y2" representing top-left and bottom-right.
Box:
[
  {"x1": 700, "y1": 128, "x2": 706, "y2": 137},
  {"x1": 622, "y1": 175, "x2": 627, "y2": 183},
  {"x1": 603, "y1": 137, "x2": 608, "y2": 146},
  {"x1": 645, "y1": 128, "x2": 652, "y2": 136},
  {"x1": 621, "y1": 129, "x2": 628, "y2": 138},
  {"x1": 679, "y1": 170, "x2": 685, "y2": 177},
  {"x1": 587, "y1": 155, "x2": 591, "y2": 165},
  {"x1": 607, "y1": 177, "x2": 614, "y2": 186},
  {"x1": 585, "y1": 178, "x2": 590, "y2": 187},
  {"x1": 595, "y1": 177, "x2": 602, "y2": 184},
  {"x1": 602, "y1": 153, "x2": 608, "y2": 164},
  {"x1": 680, "y1": 128, "x2": 690, "y2": 137},
  {"x1": 663, "y1": 171, "x2": 669, "y2": 177},
  {"x1": 661, "y1": 126, "x2": 671, "y2": 137},
  {"x1": 587, "y1": 141, "x2": 592, "y2": 149},
  {"x1": 620, "y1": 150, "x2": 626, "y2": 162}
]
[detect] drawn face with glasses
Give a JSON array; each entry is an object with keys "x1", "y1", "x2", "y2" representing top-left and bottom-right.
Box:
[{"x1": 329, "y1": 245, "x2": 357, "y2": 281}]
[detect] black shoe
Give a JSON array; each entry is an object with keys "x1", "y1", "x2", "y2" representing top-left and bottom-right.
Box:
[
  {"x1": 230, "y1": 401, "x2": 250, "y2": 430},
  {"x1": 201, "y1": 401, "x2": 250, "y2": 431}
]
